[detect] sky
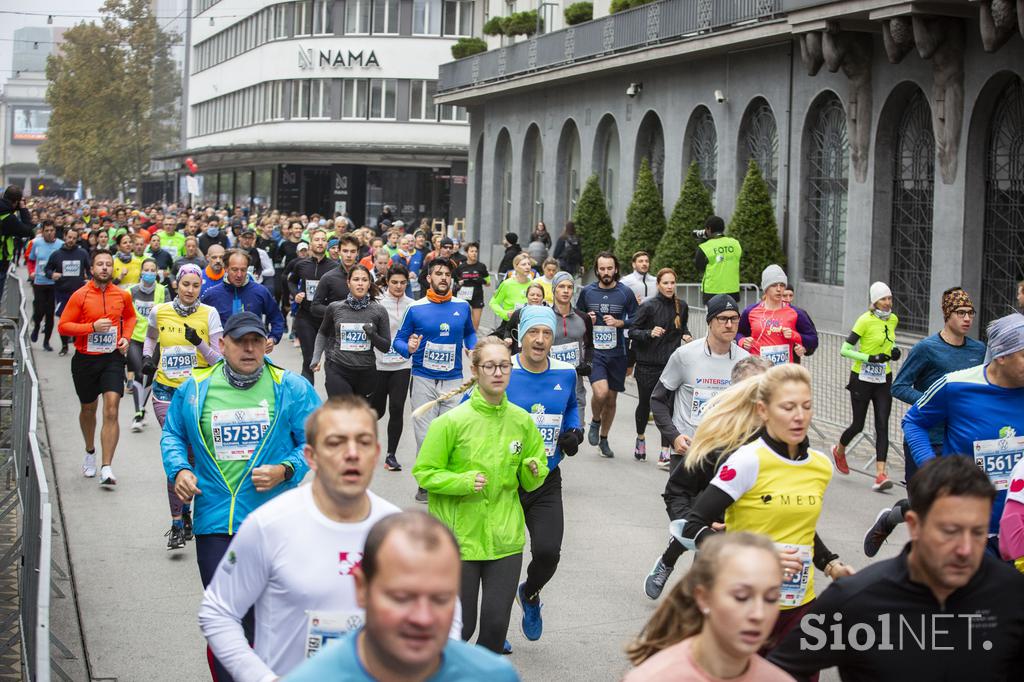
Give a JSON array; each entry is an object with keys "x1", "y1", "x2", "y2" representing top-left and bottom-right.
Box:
[{"x1": 0, "y1": 3, "x2": 104, "y2": 81}]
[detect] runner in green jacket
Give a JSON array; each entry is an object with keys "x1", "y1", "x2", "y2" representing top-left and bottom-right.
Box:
[{"x1": 412, "y1": 336, "x2": 548, "y2": 655}]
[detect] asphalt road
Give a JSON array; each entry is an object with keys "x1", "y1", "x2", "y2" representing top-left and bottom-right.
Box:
[{"x1": 34, "y1": 329, "x2": 907, "y2": 681}]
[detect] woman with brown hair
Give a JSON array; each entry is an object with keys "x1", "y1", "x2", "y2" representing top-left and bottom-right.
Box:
[{"x1": 626, "y1": 532, "x2": 792, "y2": 681}]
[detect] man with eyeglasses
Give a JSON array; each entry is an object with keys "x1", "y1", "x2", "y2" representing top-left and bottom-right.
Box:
[{"x1": 863, "y1": 287, "x2": 986, "y2": 557}]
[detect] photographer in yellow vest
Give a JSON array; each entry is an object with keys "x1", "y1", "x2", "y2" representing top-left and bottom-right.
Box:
[{"x1": 695, "y1": 216, "x2": 742, "y2": 305}]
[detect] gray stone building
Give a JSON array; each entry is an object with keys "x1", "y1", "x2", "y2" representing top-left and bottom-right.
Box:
[{"x1": 436, "y1": 0, "x2": 1024, "y2": 335}]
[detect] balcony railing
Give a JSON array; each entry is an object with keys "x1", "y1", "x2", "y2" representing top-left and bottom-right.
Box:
[{"x1": 438, "y1": 0, "x2": 782, "y2": 93}]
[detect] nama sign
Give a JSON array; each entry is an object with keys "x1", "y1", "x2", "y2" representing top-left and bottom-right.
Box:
[{"x1": 298, "y1": 45, "x2": 381, "y2": 70}]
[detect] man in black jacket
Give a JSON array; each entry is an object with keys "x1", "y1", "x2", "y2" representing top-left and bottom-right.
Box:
[
  {"x1": 496, "y1": 232, "x2": 522, "y2": 280},
  {"x1": 0, "y1": 185, "x2": 37, "y2": 302},
  {"x1": 287, "y1": 228, "x2": 338, "y2": 385},
  {"x1": 769, "y1": 456, "x2": 1024, "y2": 682},
  {"x1": 44, "y1": 226, "x2": 92, "y2": 355}
]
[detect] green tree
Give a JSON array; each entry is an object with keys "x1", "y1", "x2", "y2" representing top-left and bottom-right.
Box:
[
  {"x1": 40, "y1": 0, "x2": 181, "y2": 197},
  {"x1": 573, "y1": 174, "x2": 615, "y2": 271},
  {"x1": 615, "y1": 158, "x2": 666, "y2": 264},
  {"x1": 653, "y1": 162, "x2": 714, "y2": 281},
  {"x1": 729, "y1": 159, "x2": 786, "y2": 285}
]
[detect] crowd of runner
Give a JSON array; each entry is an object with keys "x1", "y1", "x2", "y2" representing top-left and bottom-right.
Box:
[{"x1": 3, "y1": 184, "x2": 1024, "y2": 681}]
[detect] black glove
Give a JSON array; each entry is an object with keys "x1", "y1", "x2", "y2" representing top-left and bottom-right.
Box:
[
  {"x1": 362, "y1": 322, "x2": 374, "y2": 337},
  {"x1": 889, "y1": 347, "x2": 902, "y2": 362},
  {"x1": 577, "y1": 362, "x2": 592, "y2": 378},
  {"x1": 867, "y1": 353, "x2": 890, "y2": 363},
  {"x1": 183, "y1": 324, "x2": 202, "y2": 346},
  {"x1": 557, "y1": 429, "x2": 582, "y2": 457},
  {"x1": 141, "y1": 355, "x2": 156, "y2": 376}
]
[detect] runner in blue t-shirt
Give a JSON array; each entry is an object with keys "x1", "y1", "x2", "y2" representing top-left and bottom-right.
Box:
[
  {"x1": 575, "y1": 251, "x2": 638, "y2": 458},
  {"x1": 504, "y1": 305, "x2": 582, "y2": 643}
]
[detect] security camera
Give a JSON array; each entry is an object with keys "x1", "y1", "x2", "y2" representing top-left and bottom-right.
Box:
[
  {"x1": 714, "y1": 89, "x2": 726, "y2": 103},
  {"x1": 626, "y1": 82, "x2": 642, "y2": 98}
]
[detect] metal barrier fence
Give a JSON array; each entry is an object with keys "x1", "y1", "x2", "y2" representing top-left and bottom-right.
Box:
[
  {"x1": 1, "y1": 271, "x2": 52, "y2": 682},
  {"x1": 675, "y1": 282, "x2": 762, "y2": 311}
]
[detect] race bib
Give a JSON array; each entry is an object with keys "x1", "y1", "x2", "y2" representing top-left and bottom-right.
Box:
[
  {"x1": 381, "y1": 344, "x2": 405, "y2": 364},
  {"x1": 690, "y1": 385, "x2": 722, "y2": 423},
  {"x1": 304, "y1": 279, "x2": 319, "y2": 299},
  {"x1": 247, "y1": 265, "x2": 255, "y2": 279},
  {"x1": 549, "y1": 342, "x2": 579, "y2": 367},
  {"x1": 859, "y1": 361, "x2": 886, "y2": 384},
  {"x1": 761, "y1": 344, "x2": 790, "y2": 366},
  {"x1": 135, "y1": 301, "x2": 154, "y2": 319},
  {"x1": 593, "y1": 325, "x2": 616, "y2": 351},
  {"x1": 211, "y1": 406, "x2": 270, "y2": 461},
  {"x1": 531, "y1": 412, "x2": 563, "y2": 460},
  {"x1": 338, "y1": 323, "x2": 370, "y2": 351},
  {"x1": 973, "y1": 435, "x2": 1024, "y2": 491},
  {"x1": 86, "y1": 330, "x2": 117, "y2": 353},
  {"x1": 62, "y1": 260, "x2": 81, "y2": 277},
  {"x1": 161, "y1": 345, "x2": 197, "y2": 380},
  {"x1": 410, "y1": 279, "x2": 421, "y2": 294},
  {"x1": 163, "y1": 244, "x2": 179, "y2": 260},
  {"x1": 776, "y1": 543, "x2": 813, "y2": 608},
  {"x1": 456, "y1": 286, "x2": 474, "y2": 300},
  {"x1": 422, "y1": 341, "x2": 456, "y2": 372},
  {"x1": 305, "y1": 610, "x2": 364, "y2": 659}
]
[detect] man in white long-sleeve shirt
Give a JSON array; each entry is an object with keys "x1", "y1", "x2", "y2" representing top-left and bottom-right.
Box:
[{"x1": 197, "y1": 395, "x2": 402, "y2": 682}]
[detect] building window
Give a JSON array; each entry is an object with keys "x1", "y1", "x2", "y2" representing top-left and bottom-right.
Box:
[
  {"x1": 689, "y1": 107, "x2": 717, "y2": 196},
  {"x1": 414, "y1": 0, "x2": 442, "y2": 35},
  {"x1": 410, "y1": 80, "x2": 437, "y2": 121},
  {"x1": 980, "y1": 76, "x2": 1024, "y2": 328},
  {"x1": 313, "y1": 0, "x2": 333, "y2": 34},
  {"x1": 558, "y1": 124, "x2": 582, "y2": 224},
  {"x1": 291, "y1": 79, "x2": 331, "y2": 119},
  {"x1": 741, "y1": 98, "x2": 778, "y2": 201},
  {"x1": 496, "y1": 132, "x2": 513, "y2": 234},
  {"x1": 635, "y1": 112, "x2": 665, "y2": 194},
  {"x1": 888, "y1": 89, "x2": 934, "y2": 334},
  {"x1": 294, "y1": 0, "x2": 314, "y2": 35},
  {"x1": 443, "y1": 0, "x2": 474, "y2": 37},
  {"x1": 802, "y1": 94, "x2": 849, "y2": 286},
  {"x1": 439, "y1": 104, "x2": 468, "y2": 122},
  {"x1": 599, "y1": 123, "x2": 619, "y2": 215},
  {"x1": 369, "y1": 79, "x2": 397, "y2": 120},
  {"x1": 274, "y1": 4, "x2": 289, "y2": 38},
  {"x1": 346, "y1": 0, "x2": 372, "y2": 34},
  {"x1": 343, "y1": 79, "x2": 369, "y2": 119},
  {"x1": 271, "y1": 81, "x2": 286, "y2": 120},
  {"x1": 291, "y1": 79, "x2": 310, "y2": 119},
  {"x1": 373, "y1": 0, "x2": 399, "y2": 34}
]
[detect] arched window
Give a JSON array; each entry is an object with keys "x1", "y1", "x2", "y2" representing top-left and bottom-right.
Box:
[
  {"x1": 522, "y1": 125, "x2": 544, "y2": 228},
  {"x1": 981, "y1": 76, "x2": 1024, "y2": 328},
  {"x1": 494, "y1": 129, "x2": 513, "y2": 235},
  {"x1": 740, "y1": 98, "x2": 778, "y2": 201},
  {"x1": 593, "y1": 115, "x2": 620, "y2": 215},
  {"x1": 556, "y1": 121, "x2": 582, "y2": 224},
  {"x1": 635, "y1": 111, "x2": 665, "y2": 193},
  {"x1": 688, "y1": 107, "x2": 718, "y2": 196},
  {"x1": 888, "y1": 90, "x2": 934, "y2": 334},
  {"x1": 802, "y1": 93, "x2": 849, "y2": 286}
]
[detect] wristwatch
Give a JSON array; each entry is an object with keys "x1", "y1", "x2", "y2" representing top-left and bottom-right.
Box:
[{"x1": 281, "y1": 462, "x2": 295, "y2": 481}]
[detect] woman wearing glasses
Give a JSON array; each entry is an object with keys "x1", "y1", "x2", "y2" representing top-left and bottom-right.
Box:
[
  {"x1": 831, "y1": 282, "x2": 901, "y2": 491},
  {"x1": 412, "y1": 336, "x2": 549, "y2": 655}
]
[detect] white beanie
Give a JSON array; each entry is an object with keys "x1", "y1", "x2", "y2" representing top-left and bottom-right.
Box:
[
  {"x1": 761, "y1": 264, "x2": 787, "y2": 291},
  {"x1": 869, "y1": 282, "x2": 892, "y2": 305}
]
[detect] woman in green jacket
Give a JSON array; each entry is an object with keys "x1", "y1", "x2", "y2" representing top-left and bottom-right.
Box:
[
  {"x1": 832, "y1": 281, "x2": 901, "y2": 491},
  {"x1": 412, "y1": 335, "x2": 548, "y2": 654},
  {"x1": 489, "y1": 252, "x2": 535, "y2": 326}
]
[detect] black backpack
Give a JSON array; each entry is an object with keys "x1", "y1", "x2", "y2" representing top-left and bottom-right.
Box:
[{"x1": 562, "y1": 236, "x2": 581, "y2": 263}]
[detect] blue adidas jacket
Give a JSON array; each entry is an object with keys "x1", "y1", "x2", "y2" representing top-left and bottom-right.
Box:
[
  {"x1": 201, "y1": 278, "x2": 286, "y2": 343},
  {"x1": 160, "y1": 359, "x2": 321, "y2": 535}
]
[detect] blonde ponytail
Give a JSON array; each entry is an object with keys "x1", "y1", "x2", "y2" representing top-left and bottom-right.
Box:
[{"x1": 409, "y1": 336, "x2": 509, "y2": 418}]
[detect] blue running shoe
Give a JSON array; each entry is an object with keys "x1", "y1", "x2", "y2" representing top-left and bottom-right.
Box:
[
  {"x1": 517, "y1": 582, "x2": 543, "y2": 641},
  {"x1": 502, "y1": 640, "x2": 512, "y2": 655}
]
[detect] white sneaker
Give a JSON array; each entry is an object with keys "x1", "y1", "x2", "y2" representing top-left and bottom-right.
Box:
[
  {"x1": 82, "y1": 453, "x2": 97, "y2": 478},
  {"x1": 131, "y1": 412, "x2": 145, "y2": 433},
  {"x1": 99, "y1": 465, "x2": 117, "y2": 486}
]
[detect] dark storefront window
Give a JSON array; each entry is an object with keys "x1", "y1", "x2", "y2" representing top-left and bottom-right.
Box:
[
  {"x1": 365, "y1": 167, "x2": 450, "y2": 228},
  {"x1": 254, "y1": 169, "x2": 273, "y2": 212}
]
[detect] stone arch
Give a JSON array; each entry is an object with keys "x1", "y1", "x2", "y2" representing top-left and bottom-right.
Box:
[
  {"x1": 683, "y1": 105, "x2": 718, "y2": 199},
  {"x1": 800, "y1": 90, "x2": 849, "y2": 286},
  {"x1": 634, "y1": 110, "x2": 665, "y2": 193},
  {"x1": 592, "y1": 113, "x2": 621, "y2": 220},
  {"x1": 521, "y1": 123, "x2": 544, "y2": 231},
  {"x1": 737, "y1": 97, "x2": 779, "y2": 202},
  {"x1": 494, "y1": 128, "x2": 514, "y2": 238},
  {"x1": 555, "y1": 119, "x2": 582, "y2": 226}
]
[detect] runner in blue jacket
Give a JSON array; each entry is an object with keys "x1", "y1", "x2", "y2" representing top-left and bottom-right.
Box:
[{"x1": 201, "y1": 249, "x2": 285, "y2": 347}]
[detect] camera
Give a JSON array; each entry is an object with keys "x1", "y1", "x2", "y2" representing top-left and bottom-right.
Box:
[
  {"x1": 714, "y1": 89, "x2": 726, "y2": 103},
  {"x1": 626, "y1": 82, "x2": 642, "y2": 98},
  {"x1": 692, "y1": 228, "x2": 707, "y2": 241}
]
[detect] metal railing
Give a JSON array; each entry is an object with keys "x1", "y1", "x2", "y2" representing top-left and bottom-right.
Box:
[
  {"x1": 1, "y1": 271, "x2": 52, "y2": 682},
  {"x1": 438, "y1": 0, "x2": 782, "y2": 92},
  {"x1": 675, "y1": 282, "x2": 762, "y2": 311}
]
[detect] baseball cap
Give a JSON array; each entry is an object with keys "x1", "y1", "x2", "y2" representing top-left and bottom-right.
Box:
[{"x1": 223, "y1": 312, "x2": 268, "y2": 340}]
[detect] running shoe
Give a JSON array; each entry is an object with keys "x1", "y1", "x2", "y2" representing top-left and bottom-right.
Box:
[
  {"x1": 863, "y1": 507, "x2": 896, "y2": 558},
  {"x1": 830, "y1": 445, "x2": 850, "y2": 475},
  {"x1": 657, "y1": 450, "x2": 671, "y2": 471},
  {"x1": 99, "y1": 465, "x2": 117, "y2": 486},
  {"x1": 633, "y1": 438, "x2": 646, "y2": 462},
  {"x1": 415, "y1": 487, "x2": 428, "y2": 504},
  {"x1": 598, "y1": 437, "x2": 615, "y2": 458},
  {"x1": 872, "y1": 472, "x2": 893, "y2": 492},
  {"x1": 587, "y1": 421, "x2": 600, "y2": 446},
  {"x1": 644, "y1": 558, "x2": 674, "y2": 600},
  {"x1": 42, "y1": 342, "x2": 53, "y2": 352},
  {"x1": 384, "y1": 454, "x2": 402, "y2": 471},
  {"x1": 165, "y1": 524, "x2": 186, "y2": 550},
  {"x1": 59, "y1": 344, "x2": 68, "y2": 356},
  {"x1": 182, "y1": 510, "x2": 194, "y2": 542},
  {"x1": 517, "y1": 582, "x2": 543, "y2": 641},
  {"x1": 82, "y1": 452, "x2": 97, "y2": 478},
  {"x1": 131, "y1": 411, "x2": 145, "y2": 433},
  {"x1": 502, "y1": 640, "x2": 512, "y2": 655},
  {"x1": 30, "y1": 325, "x2": 39, "y2": 343}
]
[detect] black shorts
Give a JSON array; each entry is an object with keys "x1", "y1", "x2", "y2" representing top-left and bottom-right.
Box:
[
  {"x1": 590, "y1": 352, "x2": 627, "y2": 393},
  {"x1": 72, "y1": 351, "x2": 126, "y2": 404}
]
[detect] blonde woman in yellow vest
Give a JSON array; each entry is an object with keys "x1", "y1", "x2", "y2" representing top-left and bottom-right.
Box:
[
  {"x1": 142, "y1": 263, "x2": 224, "y2": 550},
  {"x1": 679, "y1": 363, "x2": 854, "y2": 654},
  {"x1": 127, "y1": 259, "x2": 167, "y2": 433}
]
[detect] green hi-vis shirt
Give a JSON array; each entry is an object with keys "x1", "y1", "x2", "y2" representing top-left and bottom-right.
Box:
[
  {"x1": 200, "y1": 369, "x2": 277, "y2": 492},
  {"x1": 850, "y1": 310, "x2": 899, "y2": 375},
  {"x1": 699, "y1": 236, "x2": 742, "y2": 294}
]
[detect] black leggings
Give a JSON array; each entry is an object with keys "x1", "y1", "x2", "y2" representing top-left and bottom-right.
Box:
[
  {"x1": 840, "y1": 372, "x2": 892, "y2": 463},
  {"x1": 520, "y1": 466, "x2": 563, "y2": 599},
  {"x1": 634, "y1": 362, "x2": 670, "y2": 447},
  {"x1": 294, "y1": 314, "x2": 319, "y2": 384},
  {"x1": 126, "y1": 339, "x2": 154, "y2": 413},
  {"x1": 324, "y1": 361, "x2": 377, "y2": 400},
  {"x1": 370, "y1": 368, "x2": 411, "y2": 454},
  {"x1": 31, "y1": 283, "x2": 56, "y2": 342},
  {"x1": 460, "y1": 553, "x2": 522, "y2": 654}
]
